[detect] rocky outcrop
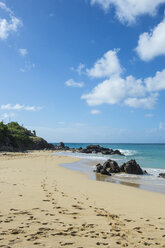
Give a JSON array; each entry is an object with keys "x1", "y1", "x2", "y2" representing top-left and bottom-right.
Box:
[
  {"x1": 120, "y1": 160, "x2": 144, "y2": 175},
  {"x1": 159, "y1": 173, "x2": 165, "y2": 179},
  {"x1": 53, "y1": 143, "x2": 124, "y2": 156},
  {"x1": 94, "y1": 163, "x2": 111, "y2": 176},
  {"x1": 94, "y1": 159, "x2": 146, "y2": 176},
  {"x1": 60, "y1": 142, "x2": 65, "y2": 148},
  {"x1": 103, "y1": 159, "x2": 120, "y2": 173},
  {"x1": 54, "y1": 142, "x2": 70, "y2": 151},
  {"x1": 0, "y1": 122, "x2": 55, "y2": 152},
  {"x1": 0, "y1": 146, "x2": 15, "y2": 152},
  {"x1": 94, "y1": 159, "x2": 120, "y2": 176},
  {"x1": 29, "y1": 137, "x2": 54, "y2": 150},
  {"x1": 80, "y1": 145, "x2": 124, "y2": 156}
]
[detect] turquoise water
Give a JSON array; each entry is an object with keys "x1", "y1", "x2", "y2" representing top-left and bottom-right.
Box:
[
  {"x1": 54, "y1": 143, "x2": 165, "y2": 194},
  {"x1": 54, "y1": 143, "x2": 165, "y2": 170}
]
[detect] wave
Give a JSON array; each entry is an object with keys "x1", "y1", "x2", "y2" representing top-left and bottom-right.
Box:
[
  {"x1": 56, "y1": 151, "x2": 108, "y2": 161},
  {"x1": 55, "y1": 150, "x2": 137, "y2": 164},
  {"x1": 56, "y1": 151, "x2": 165, "y2": 175},
  {"x1": 145, "y1": 167, "x2": 165, "y2": 177},
  {"x1": 119, "y1": 149, "x2": 137, "y2": 156},
  {"x1": 56, "y1": 151, "x2": 165, "y2": 194}
]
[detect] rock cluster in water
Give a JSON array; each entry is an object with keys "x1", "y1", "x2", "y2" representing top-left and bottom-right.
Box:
[
  {"x1": 54, "y1": 144, "x2": 124, "y2": 156},
  {"x1": 94, "y1": 159, "x2": 146, "y2": 176},
  {"x1": 159, "y1": 173, "x2": 165, "y2": 179}
]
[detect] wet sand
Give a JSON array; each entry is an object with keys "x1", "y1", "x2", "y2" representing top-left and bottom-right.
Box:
[
  {"x1": 0, "y1": 151, "x2": 165, "y2": 248},
  {"x1": 62, "y1": 157, "x2": 165, "y2": 194}
]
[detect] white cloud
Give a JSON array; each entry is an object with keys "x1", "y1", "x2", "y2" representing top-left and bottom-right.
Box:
[
  {"x1": 0, "y1": 2, "x2": 13, "y2": 14},
  {"x1": 70, "y1": 63, "x2": 86, "y2": 75},
  {"x1": 82, "y1": 74, "x2": 147, "y2": 107},
  {"x1": 0, "y1": 104, "x2": 42, "y2": 111},
  {"x1": 24, "y1": 106, "x2": 42, "y2": 111},
  {"x1": 20, "y1": 62, "x2": 35, "y2": 72},
  {"x1": 74, "y1": 122, "x2": 86, "y2": 127},
  {"x1": 76, "y1": 63, "x2": 85, "y2": 75},
  {"x1": 58, "y1": 122, "x2": 65, "y2": 125},
  {"x1": 90, "y1": 0, "x2": 165, "y2": 24},
  {"x1": 1, "y1": 104, "x2": 23, "y2": 110},
  {"x1": 82, "y1": 76, "x2": 126, "y2": 105},
  {"x1": 124, "y1": 94, "x2": 158, "y2": 109},
  {"x1": 91, "y1": 0, "x2": 111, "y2": 10},
  {"x1": 82, "y1": 50, "x2": 165, "y2": 109},
  {"x1": 87, "y1": 50, "x2": 122, "y2": 78},
  {"x1": 136, "y1": 18, "x2": 165, "y2": 61},
  {"x1": 0, "y1": 2, "x2": 22, "y2": 40},
  {"x1": 82, "y1": 74, "x2": 159, "y2": 109},
  {"x1": 1, "y1": 112, "x2": 15, "y2": 120},
  {"x1": 145, "y1": 113, "x2": 154, "y2": 117},
  {"x1": 91, "y1": 109, "x2": 101, "y2": 115},
  {"x1": 159, "y1": 122, "x2": 165, "y2": 130},
  {"x1": 145, "y1": 69, "x2": 165, "y2": 91},
  {"x1": 19, "y1": 48, "x2": 27, "y2": 56},
  {"x1": 65, "y1": 79, "x2": 84, "y2": 88}
]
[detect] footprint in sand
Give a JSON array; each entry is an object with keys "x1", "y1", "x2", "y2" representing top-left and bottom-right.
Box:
[
  {"x1": 124, "y1": 219, "x2": 132, "y2": 222},
  {"x1": 61, "y1": 242, "x2": 74, "y2": 246},
  {"x1": 33, "y1": 242, "x2": 41, "y2": 245},
  {"x1": 122, "y1": 243, "x2": 128, "y2": 247},
  {"x1": 72, "y1": 205, "x2": 84, "y2": 210},
  {"x1": 97, "y1": 242, "x2": 108, "y2": 246}
]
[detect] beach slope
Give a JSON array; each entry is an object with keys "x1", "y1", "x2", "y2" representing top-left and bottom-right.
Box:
[{"x1": 0, "y1": 151, "x2": 165, "y2": 248}]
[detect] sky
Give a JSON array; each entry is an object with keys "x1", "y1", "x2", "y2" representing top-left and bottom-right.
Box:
[{"x1": 0, "y1": 0, "x2": 165, "y2": 143}]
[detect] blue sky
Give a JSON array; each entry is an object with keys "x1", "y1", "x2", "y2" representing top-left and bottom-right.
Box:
[{"x1": 0, "y1": 0, "x2": 165, "y2": 143}]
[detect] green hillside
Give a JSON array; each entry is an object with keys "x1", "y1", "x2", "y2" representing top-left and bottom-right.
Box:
[{"x1": 0, "y1": 122, "x2": 54, "y2": 151}]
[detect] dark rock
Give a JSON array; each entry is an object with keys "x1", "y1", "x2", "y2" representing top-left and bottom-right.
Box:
[
  {"x1": 53, "y1": 143, "x2": 124, "y2": 156},
  {"x1": 29, "y1": 137, "x2": 54, "y2": 150},
  {"x1": 143, "y1": 170, "x2": 148, "y2": 174},
  {"x1": 54, "y1": 142, "x2": 70, "y2": 151},
  {"x1": 159, "y1": 173, "x2": 165, "y2": 178},
  {"x1": 102, "y1": 150, "x2": 113, "y2": 155},
  {"x1": 100, "y1": 168, "x2": 111, "y2": 176},
  {"x1": 60, "y1": 142, "x2": 65, "y2": 148},
  {"x1": 111, "y1": 150, "x2": 124, "y2": 156},
  {"x1": 0, "y1": 146, "x2": 15, "y2": 152},
  {"x1": 80, "y1": 145, "x2": 124, "y2": 156},
  {"x1": 94, "y1": 160, "x2": 119, "y2": 176},
  {"x1": 81, "y1": 149, "x2": 92, "y2": 154},
  {"x1": 94, "y1": 163, "x2": 112, "y2": 176},
  {"x1": 95, "y1": 163, "x2": 103, "y2": 173},
  {"x1": 86, "y1": 145, "x2": 101, "y2": 151},
  {"x1": 103, "y1": 159, "x2": 120, "y2": 173},
  {"x1": 120, "y1": 160, "x2": 144, "y2": 175},
  {"x1": 94, "y1": 159, "x2": 144, "y2": 177}
]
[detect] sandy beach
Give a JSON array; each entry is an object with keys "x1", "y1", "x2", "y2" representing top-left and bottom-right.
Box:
[{"x1": 0, "y1": 151, "x2": 165, "y2": 248}]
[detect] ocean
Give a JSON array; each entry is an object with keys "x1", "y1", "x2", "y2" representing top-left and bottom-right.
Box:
[{"x1": 53, "y1": 143, "x2": 165, "y2": 194}]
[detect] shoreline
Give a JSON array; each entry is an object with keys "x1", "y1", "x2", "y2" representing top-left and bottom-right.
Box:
[
  {"x1": 59, "y1": 152, "x2": 165, "y2": 195},
  {"x1": 0, "y1": 151, "x2": 165, "y2": 247}
]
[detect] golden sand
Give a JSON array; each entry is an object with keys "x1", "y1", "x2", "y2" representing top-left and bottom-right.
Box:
[{"x1": 0, "y1": 151, "x2": 165, "y2": 248}]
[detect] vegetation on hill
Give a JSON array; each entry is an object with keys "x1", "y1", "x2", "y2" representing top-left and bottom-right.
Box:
[{"x1": 0, "y1": 122, "x2": 53, "y2": 151}]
